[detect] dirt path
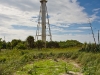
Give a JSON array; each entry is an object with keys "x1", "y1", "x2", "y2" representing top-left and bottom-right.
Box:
[
  {"x1": 58, "y1": 59, "x2": 83, "y2": 75},
  {"x1": 14, "y1": 59, "x2": 83, "y2": 75}
]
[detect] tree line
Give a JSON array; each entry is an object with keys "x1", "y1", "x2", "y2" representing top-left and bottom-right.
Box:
[{"x1": 0, "y1": 35, "x2": 83, "y2": 50}]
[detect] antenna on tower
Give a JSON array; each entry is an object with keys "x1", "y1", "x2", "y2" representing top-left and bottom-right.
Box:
[{"x1": 35, "y1": 0, "x2": 52, "y2": 48}]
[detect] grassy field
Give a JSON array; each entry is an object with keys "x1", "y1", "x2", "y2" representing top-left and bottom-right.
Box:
[
  {"x1": 15, "y1": 59, "x2": 80, "y2": 75},
  {"x1": 0, "y1": 47, "x2": 100, "y2": 75}
]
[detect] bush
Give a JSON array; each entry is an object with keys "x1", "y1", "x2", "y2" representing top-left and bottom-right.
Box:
[
  {"x1": 47, "y1": 41, "x2": 60, "y2": 48},
  {"x1": 15, "y1": 43, "x2": 26, "y2": 50},
  {"x1": 59, "y1": 40, "x2": 83, "y2": 48},
  {"x1": 80, "y1": 43, "x2": 100, "y2": 52},
  {"x1": 36, "y1": 40, "x2": 45, "y2": 49}
]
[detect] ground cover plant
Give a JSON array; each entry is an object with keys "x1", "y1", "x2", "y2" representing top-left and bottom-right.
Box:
[
  {"x1": 78, "y1": 43, "x2": 100, "y2": 75},
  {"x1": 15, "y1": 59, "x2": 80, "y2": 75},
  {"x1": 0, "y1": 44, "x2": 100, "y2": 75},
  {"x1": 0, "y1": 47, "x2": 81, "y2": 75}
]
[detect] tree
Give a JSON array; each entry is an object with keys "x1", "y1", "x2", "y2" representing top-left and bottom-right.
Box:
[
  {"x1": 16, "y1": 42, "x2": 26, "y2": 50},
  {"x1": 6, "y1": 42, "x2": 12, "y2": 49},
  {"x1": 11, "y1": 39, "x2": 21, "y2": 49},
  {"x1": 66, "y1": 40, "x2": 82, "y2": 47},
  {"x1": 2, "y1": 40, "x2": 6, "y2": 49},
  {"x1": 26, "y1": 36, "x2": 34, "y2": 49},
  {"x1": 0, "y1": 38, "x2": 2, "y2": 51},
  {"x1": 59, "y1": 40, "x2": 83, "y2": 48},
  {"x1": 36, "y1": 40, "x2": 45, "y2": 50},
  {"x1": 47, "y1": 41, "x2": 60, "y2": 48}
]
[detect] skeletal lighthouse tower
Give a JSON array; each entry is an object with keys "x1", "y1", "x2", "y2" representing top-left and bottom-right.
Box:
[{"x1": 35, "y1": 0, "x2": 52, "y2": 47}]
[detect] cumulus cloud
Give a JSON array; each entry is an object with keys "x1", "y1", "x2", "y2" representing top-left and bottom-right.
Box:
[
  {"x1": 47, "y1": 0, "x2": 97, "y2": 25},
  {"x1": 0, "y1": 0, "x2": 99, "y2": 42},
  {"x1": 0, "y1": 0, "x2": 40, "y2": 11}
]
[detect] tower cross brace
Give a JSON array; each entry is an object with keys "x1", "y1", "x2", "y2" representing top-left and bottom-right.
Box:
[{"x1": 35, "y1": 0, "x2": 52, "y2": 48}]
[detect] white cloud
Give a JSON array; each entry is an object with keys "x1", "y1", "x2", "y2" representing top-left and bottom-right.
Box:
[
  {"x1": 93, "y1": 8, "x2": 100, "y2": 12},
  {"x1": 0, "y1": 4, "x2": 38, "y2": 27},
  {"x1": 47, "y1": 0, "x2": 97, "y2": 25},
  {"x1": 78, "y1": 27, "x2": 91, "y2": 29},
  {"x1": 0, "y1": 0, "x2": 99, "y2": 42},
  {"x1": 0, "y1": 27, "x2": 36, "y2": 42}
]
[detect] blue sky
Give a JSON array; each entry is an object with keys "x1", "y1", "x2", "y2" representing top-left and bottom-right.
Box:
[{"x1": 0, "y1": 0, "x2": 100, "y2": 43}]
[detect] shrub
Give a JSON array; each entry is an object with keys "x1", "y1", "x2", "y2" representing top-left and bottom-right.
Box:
[
  {"x1": 36, "y1": 40, "x2": 45, "y2": 49},
  {"x1": 80, "y1": 43, "x2": 100, "y2": 52},
  {"x1": 15, "y1": 43, "x2": 26, "y2": 50},
  {"x1": 47, "y1": 41, "x2": 60, "y2": 48}
]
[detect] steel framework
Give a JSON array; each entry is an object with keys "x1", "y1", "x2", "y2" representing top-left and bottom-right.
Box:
[{"x1": 35, "y1": 0, "x2": 52, "y2": 47}]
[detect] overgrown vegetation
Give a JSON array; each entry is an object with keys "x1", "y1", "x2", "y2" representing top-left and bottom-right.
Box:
[
  {"x1": 1, "y1": 36, "x2": 100, "y2": 75},
  {"x1": 0, "y1": 46, "x2": 100, "y2": 75},
  {"x1": 80, "y1": 42, "x2": 100, "y2": 52},
  {"x1": 0, "y1": 35, "x2": 83, "y2": 50},
  {"x1": 15, "y1": 59, "x2": 80, "y2": 75},
  {"x1": 78, "y1": 43, "x2": 100, "y2": 75},
  {"x1": 0, "y1": 48, "x2": 80, "y2": 75}
]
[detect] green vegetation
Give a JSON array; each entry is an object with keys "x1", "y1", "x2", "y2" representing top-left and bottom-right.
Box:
[
  {"x1": 15, "y1": 59, "x2": 80, "y2": 75},
  {"x1": 0, "y1": 47, "x2": 100, "y2": 75},
  {"x1": 1, "y1": 36, "x2": 100, "y2": 75},
  {"x1": 0, "y1": 48, "x2": 80, "y2": 75},
  {"x1": 0, "y1": 38, "x2": 3, "y2": 51},
  {"x1": 80, "y1": 42, "x2": 100, "y2": 52},
  {"x1": 78, "y1": 43, "x2": 100, "y2": 75},
  {"x1": 0, "y1": 35, "x2": 83, "y2": 50},
  {"x1": 59, "y1": 40, "x2": 83, "y2": 48}
]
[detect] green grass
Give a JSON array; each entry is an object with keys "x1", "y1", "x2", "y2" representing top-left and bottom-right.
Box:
[
  {"x1": 15, "y1": 59, "x2": 80, "y2": 75},
  {"x1": 1, "y1": 47, "x2": 100, "y2": 75},
  {"x1": 0, "y1": 47, "x2": 80, "y2": 75}
]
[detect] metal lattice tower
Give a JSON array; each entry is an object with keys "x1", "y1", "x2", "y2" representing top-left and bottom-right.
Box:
[{"x1": 35, "y1": 0, "x2": 52, "y2": 47}]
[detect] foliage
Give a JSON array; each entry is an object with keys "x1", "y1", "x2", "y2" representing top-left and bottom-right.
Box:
[
  {"x1": 1, "y1": 37, "x2": 100, "y2": 75},
  {"x1": 0, "y1": 36, "x2": 83, "y2": 49},
  {"x1": 80, "y1": 42, "x2": 100, "y2": 52},
  {"x1": 15, "y1": 59, "x2": 79, "y2": 75},
  {"x1": 15, "y1": 42, "x2": 27, "y2": 50},
  {"x1": 2, "y1": 40, "x2": 6, "y2": 49},
  {"x1": 0, "y1": 48, "x2": 80, "y2": 75},
  {"x1": 1, "y1": 42, "x2": 100, "y2": 75},
  {"x1": 26, "y1": 36, "x2": 34, "y2": 49},
  {"x1": 6, "y1": 42, "x2": 12, "y2": 49},
  {"x1": 77, "y1": 52, "x2": 100, "y2": 75},
  {"x1": 36, "y1": 40, "x2": 45, "y2": 49},
  {"x1": 0, "y1": 38, "x2": 2, "y2": 51},
  {"x1": 11, "y1": 39, "x2": 22, "y2": 49},
  {"x1": 46, "y1": 41, "x2": 60, "y2": 48},
  {"x1": 59, "y1": 40, "x2": 82, "y2": 48},
  {"x1": 78, "y1": 42, "x2": 100, "y2": 74}
]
